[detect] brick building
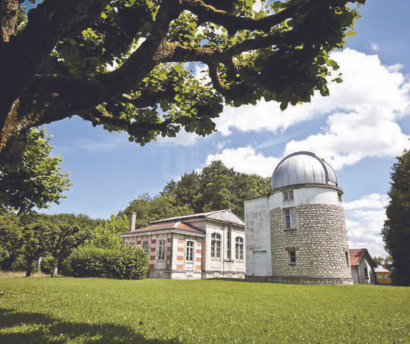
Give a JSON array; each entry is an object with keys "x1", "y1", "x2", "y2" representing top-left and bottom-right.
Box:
[{"x1": 120, "y1": 210, "x2": 245, "y2": 279}]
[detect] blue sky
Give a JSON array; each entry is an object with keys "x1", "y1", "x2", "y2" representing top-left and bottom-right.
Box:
[{"x1": 42, "y1": 0, "x2": 410, "y2": 257}]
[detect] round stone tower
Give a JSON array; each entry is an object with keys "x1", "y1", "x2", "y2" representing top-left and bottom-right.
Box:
[{"x1": 268, "y1": 151, "x2": 353, "y2": 285}]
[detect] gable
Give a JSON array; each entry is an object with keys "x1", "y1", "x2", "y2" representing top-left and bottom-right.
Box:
[{"x1": 206, "y1": 210, "x2": 244, "y2": 226}]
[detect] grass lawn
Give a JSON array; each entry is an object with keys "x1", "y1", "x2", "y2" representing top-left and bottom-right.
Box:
[{"x1": 0, "y1": 278, "x2": 409, "y2": 343}]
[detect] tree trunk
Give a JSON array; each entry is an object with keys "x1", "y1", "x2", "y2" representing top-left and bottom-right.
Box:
[
  {"x1": 51, "y1": 257, "x2": 59, "y2": 277},
  {"x1": 25, "y1": 257, "x2": 33, "y2": 277}
]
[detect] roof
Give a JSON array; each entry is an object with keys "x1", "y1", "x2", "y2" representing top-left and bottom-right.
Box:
[
  {"x1": 149, "y1": 209, "x2": 244, "y2": 226},
  {"x1": 349, "y1": 248, "x2": 377, "y2": 268},
  {"x1": 375, "y1": 265, "x2": 390, "y2": 273},
  {"x1": 120, "y1": 221, "x2": 204, "y2": 237},
  {"x1": 271, "y1": 151, "x2": 338, "y2": 190}
]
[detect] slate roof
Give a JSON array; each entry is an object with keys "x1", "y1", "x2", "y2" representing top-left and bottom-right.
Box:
[
  {"x1": 149, "y1": 209, "x2": 231, "y2": 224},
  {"x1": 120, "y1": 221, "x2": 204, "y2": 237}
]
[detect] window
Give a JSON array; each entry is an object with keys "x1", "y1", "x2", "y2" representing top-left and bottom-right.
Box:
[
  {"x1": 284, "y1": 208, "x2": 296, "y2": 229},
  {"x1": 158, "y1": 240, "x2": 166, "y2": 260},
  {"x1": 142, "y1": 241, "x2": 149, "y2": 254},
  {"x1": 235, "y1": 237, "x2": 244, "y2": 260},
  {"x1": 283, "y1": 190, "x2": 294, "y2": 201},
  {"x1": 289, "y1": 251, "x2": 296, "y2": 264},
  {"x1": 211, "y1": 233, "x2": 221, "y2": 258},
  {"x1": 345, "y1": 252, "x2": 349, "y2": 266},
  {"x1": 364, "y1": 267, "x2": 369, "y2": 279},
  {"x1": 186, "y1": 241, "x2": 194, "y2": 261},
  {"x1": 377, "y1": 275, "x2": 383, "y2": 280},
  {"x1": 227, "y1": 225, "x2": 232, "y2": 259},
  {"x1": 338, "y1": 192, "x2": 343, "y2": 202},
  {"x1": 386, "y1": 275, "x2": 390, "y2": 279}
]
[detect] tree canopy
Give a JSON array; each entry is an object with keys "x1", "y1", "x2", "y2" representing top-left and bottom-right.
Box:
[
  {"x1": 0, "y1": 128, "x2": 71, "y2": 214},
  {"x1": 0, "y1": 0, "x2": 365, "y2": 156},
  {"x1": 122, "y1": 160, "x2": 270, "y2": 224},
  {"x1": 382, "y1": 150, "x2": 410, "y2": 286}
]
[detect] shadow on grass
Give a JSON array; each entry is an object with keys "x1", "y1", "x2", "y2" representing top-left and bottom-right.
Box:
[{"x1": 0, "y1": 308, "x2": 179, "y2": 343}]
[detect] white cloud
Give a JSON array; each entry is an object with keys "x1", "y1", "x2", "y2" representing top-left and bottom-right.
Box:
[
  {"x1": 156, "y1": 128, "x2": 200, "y2": 146},
  {"x1": 345, "y1": 193, "x2": 389, "y2": 257},
  {"x1": 370, "y1": 42, "x2": 380, "y2": 51},
  {"x1": 215, "y1": 49, "x2": 410, "y2": 169},
  {"x1": 205, "y1": 146, "x2": 280, "y2": 177}
]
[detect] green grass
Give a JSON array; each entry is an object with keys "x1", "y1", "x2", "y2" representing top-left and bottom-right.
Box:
[{"x1": 0, "y1": 278, "x2": 409, "y2": 343}]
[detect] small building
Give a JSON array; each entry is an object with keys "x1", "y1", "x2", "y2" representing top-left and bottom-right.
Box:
[
  {"x1": 349, "y1": 248, "x2": 377, "y2": 284},
  {"x1": 245, "y1": 151, "x2": 353, "y2": 285},
  {"x1": 375, "y1": 265, "x2": 392, "y2": 286},
  {"x1": 120, "y1": 209, "x2": 245, "y2": 280}
]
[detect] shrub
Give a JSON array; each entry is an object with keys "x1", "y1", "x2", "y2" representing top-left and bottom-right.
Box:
[{"x1": 67, "y1": 246, "x2": 148, "y2": 279}]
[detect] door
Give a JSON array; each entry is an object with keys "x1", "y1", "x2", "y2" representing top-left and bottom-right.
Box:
[{"x1": 253, "y1": 251, "x2": 267, "y2": 276}]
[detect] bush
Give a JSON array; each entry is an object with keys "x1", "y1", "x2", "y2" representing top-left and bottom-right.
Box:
[{"x1": 67, "y1": 246, "x2": 149, "y2": 280}]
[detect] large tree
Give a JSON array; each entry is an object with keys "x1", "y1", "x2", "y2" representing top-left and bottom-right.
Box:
[
  {"x1": 0, "y1": 0, "x2": 364, "y2": 157},
  {"x1": 382, "y1": 150, "x2": 410, "y2": 286}
]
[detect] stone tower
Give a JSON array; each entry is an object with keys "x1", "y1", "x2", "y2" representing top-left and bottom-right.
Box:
[{"x1": 245, "y1": 151, "x2": 353, "y2": 285}]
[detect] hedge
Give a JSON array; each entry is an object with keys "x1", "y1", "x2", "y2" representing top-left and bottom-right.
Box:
[{"x1": 67, "y1": 246, "x2": 149, "y2": 279}]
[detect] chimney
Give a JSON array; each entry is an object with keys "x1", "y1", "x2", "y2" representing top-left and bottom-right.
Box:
[{"x1": 129, "y1": 212, "x2": 136, "y2": 232}]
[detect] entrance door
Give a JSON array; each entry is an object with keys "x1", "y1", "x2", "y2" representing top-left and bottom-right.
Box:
[{"x1": 253, "y1": 251, "x2": 267, "y2": 276}]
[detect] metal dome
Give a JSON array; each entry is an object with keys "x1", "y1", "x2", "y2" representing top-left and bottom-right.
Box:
[{"x1": 271, "y1": 151, "x2": 338, "y2": 190}]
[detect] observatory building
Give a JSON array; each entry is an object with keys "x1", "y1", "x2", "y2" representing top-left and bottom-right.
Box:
[{"x1": 245, "y1": 151, "x2": 353, "y2": 285}]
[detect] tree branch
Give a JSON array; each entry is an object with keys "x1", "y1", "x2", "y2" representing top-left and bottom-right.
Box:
[
  {"x1": 78, "y1": 109, "x2": 173, "y2": 134},
  {"x1": 181, "y1": 0, "x2": 297, "y2": 34},
  {"x1": 97, "y1": 0, "x2": 182, "y2": 99},
  {"x1": 0, "y1": 0, "x2": 109, "y2": 121}
]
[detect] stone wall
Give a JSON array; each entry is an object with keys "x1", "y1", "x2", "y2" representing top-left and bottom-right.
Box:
[{"x1": 270, "y1": 204, "x2": 352, "y2": 283}]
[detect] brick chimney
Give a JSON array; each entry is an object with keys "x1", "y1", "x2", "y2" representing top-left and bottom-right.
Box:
[{"x1": 129, "y1": 212, "x2": 136, "y2": 232}]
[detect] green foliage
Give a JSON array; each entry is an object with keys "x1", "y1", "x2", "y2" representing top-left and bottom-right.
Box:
[
  {"x1": 121, "y1": 193, "x2": 193, "y2": 228},
  {"x1": 121, "y1": 160, "x2": 269, "y2": 226},
  {"x1": 382, "y1": 149, "x2": 410, "y2": 286},
  {"x1": 87, "y1": 214, "x2": 129, "y2": 249},
  {"x1": 0, "y1": 213, "x2": 97, "y2": 274},
  {"x1": 0, "y1": 128, "x2": 71, "y2": 215},
  {"x1": 165, "y1": 160, "x2": 271, "y2": 218},
  {"x1": 0, "y1": 0, "x2": 366, "y2": 156},
  {"x1": 0, "y1": 279, "x2": 409, "y2": 342},
  {"x1": 67, "y1": 246, "x2": 148, "y2": 279}
]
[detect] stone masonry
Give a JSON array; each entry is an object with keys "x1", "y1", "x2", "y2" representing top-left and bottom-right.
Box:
[{"x1": 270, "y1": 204, "x2": 353, "y2": 285}]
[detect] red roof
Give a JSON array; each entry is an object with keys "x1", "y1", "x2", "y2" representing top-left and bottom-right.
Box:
[
  {"x1": 121, "y1": 221, "x2": 204, "y2": 236},
  {"x1": 349, "y1": 248, "x2": 366, "y2": 266}
]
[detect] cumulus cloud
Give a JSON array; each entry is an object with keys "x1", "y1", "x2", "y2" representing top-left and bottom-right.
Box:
[
  {"x1": 156, "y1": 128, "x2": 200, "y2": 147},
  {"x1": 345, "y1": 193, "x2": 389, "y2": 257},
  {"x1": 205, "y1": 146, "x2": 280, "y2": 177},
  {"x1": 215, "y1": 49, "x2": 410, "y2": 168}
]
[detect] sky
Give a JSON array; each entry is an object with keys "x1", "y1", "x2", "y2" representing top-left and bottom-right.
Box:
[{"x1": 41, "y1": 0, "x2": 410, "y2": 257}]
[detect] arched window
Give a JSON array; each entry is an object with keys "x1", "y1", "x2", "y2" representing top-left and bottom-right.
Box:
[
  {"x1": 235, "y1": 237, "x2": 244, "y2": 260},
  {"x1": 158, "y1": 240, "x2": 166, "y2": 260},
  {"x1": 142, "y1": 241, "x2": 149, "y2": 254},
  {"x1": 186, "y1": 241, "x2": 194, "y2": 261},
  {"x1": 211, "y1": 233, "x2": 221, "y2": 258}
]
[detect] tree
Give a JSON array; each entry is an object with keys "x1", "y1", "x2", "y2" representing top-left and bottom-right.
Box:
[
  {"x1": 167, "y1": 160, "x2": 271, "y2": 218},
  {"x1": 0, "y1": 128, "x2": 71, "y2": 214},
  {"x1": 120, "y1": 193, "x2": 193, "y2": 228},
  {"x1": 0, "y1": 0, "x2": 365, "y2": 157},
  {"x1": 122, "y1": 160, "x2": 270, "y2": 221},
  {"x1": 42, "y1": 214, "x2": 89, "y2": 277},
  {"x1": 87, "y1": 214, "x2": 129, "y2": 249},
  {"x1": 382, "y1": 150, "x2": 410, "y2": 286}
]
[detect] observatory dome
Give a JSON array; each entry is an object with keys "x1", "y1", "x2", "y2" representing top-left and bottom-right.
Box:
[{"x1": 271, "y1": 151, "x2": 338, "y2": 190}]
